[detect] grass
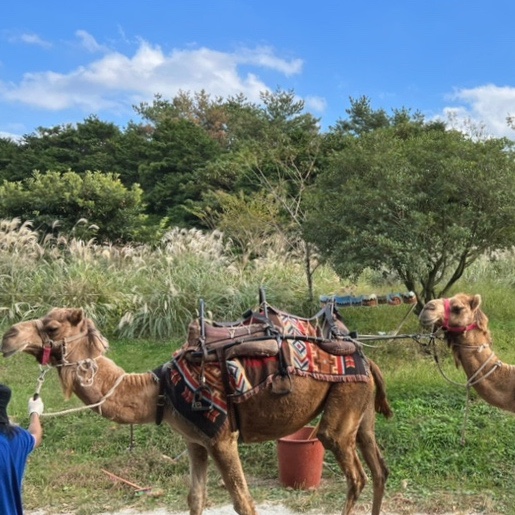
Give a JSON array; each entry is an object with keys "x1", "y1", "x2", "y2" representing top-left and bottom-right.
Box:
[
  {"x1": 2, "y1": 223, "x2": 515, "y2": 513},
  {"x1": 3, "y1": 299, "x2": 515, "y2": 514}
]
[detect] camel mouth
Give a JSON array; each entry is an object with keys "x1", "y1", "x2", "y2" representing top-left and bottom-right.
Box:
[
  {"x1": 1, "y1": 342, "x2": 28, "y2": 358},
  {"x1": 418, "y1": 314, "x2": 441, "y2": 329}
]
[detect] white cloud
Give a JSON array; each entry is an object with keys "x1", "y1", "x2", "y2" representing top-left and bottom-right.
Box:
[
  {"x1": 75, "y1": 30, "x2": 106, "y2": 53},
  {"x1": 0, "y1": 131, "x2": 21, "y2": 141},
  {"x1": 235, "y1": 46, "x2": 303, "y2": 76},
  {"x1": 442, "y1": 84, "x2": 515, "y2": 139},
  {"x1": 0, "y1": 38, "x2": 304, "y2": 116},
  {"x1": 12, "y1": 32, "x2": 52, "y2": 49},
  {"x1": 305, "y1": 95, "x2": 327, "y2": 113}
]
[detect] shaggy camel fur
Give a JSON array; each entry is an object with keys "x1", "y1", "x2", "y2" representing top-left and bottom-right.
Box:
[
  {"x1": 419, "y1": 293, "x2": 515, "y2": 413},
  {"x1": 1, "y1": 308, "x2": 392, "y2": 515}
]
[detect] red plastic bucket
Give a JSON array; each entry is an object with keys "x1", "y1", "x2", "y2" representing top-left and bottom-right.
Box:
[{"x1": 277, "y1": 426, "x2": 325, "y2": 489}]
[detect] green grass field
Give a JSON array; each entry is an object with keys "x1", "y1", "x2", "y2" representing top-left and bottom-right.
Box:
[
  {"x1": 3, "y1": 297, "x2": 515, "y2": 515},
  {"x1": 2, "y1": 227, "x2": 515, "y2": 514}
]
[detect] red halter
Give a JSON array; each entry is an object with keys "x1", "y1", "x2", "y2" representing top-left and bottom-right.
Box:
[{"x1": 442, "y1": 298, "x2": 478, "y2": 333}]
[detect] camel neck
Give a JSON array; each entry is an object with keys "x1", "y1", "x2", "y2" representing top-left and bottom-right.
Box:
[{"x1": 59, "y1": 356, "x2": 161, "y2": 424}]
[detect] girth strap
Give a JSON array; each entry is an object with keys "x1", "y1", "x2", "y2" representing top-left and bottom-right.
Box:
[
  {"x1": 216, "y1": 348, "x2": 239, "y2": 434},
  {"x1": 152, "y1": 364, "x2": 167, "y2": 425}
]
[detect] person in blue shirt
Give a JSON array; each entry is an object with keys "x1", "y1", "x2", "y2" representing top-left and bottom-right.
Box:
[{"x1": 0, "y1": 384, "x2": 43, "y2": 515}]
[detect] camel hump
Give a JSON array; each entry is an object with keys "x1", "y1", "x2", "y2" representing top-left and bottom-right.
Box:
[{"x1": 368, "y1": 359, "x2": 393, "y2": 419}]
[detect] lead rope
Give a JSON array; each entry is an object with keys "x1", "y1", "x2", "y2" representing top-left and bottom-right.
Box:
[
  {"x1": 37, "y1": 371, "x2": 127, "y2": 418},
  {"x1": 429, "y1": 335, "x2": 502, "y2": 444},
  {"x1": 34, "y1": 366, "x2": 51, "y2": 398},
  {"x1": 461, "y1": 387, "x2": 472, "y2": 446}
]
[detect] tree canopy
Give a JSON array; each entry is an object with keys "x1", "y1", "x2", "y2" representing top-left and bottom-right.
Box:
[
  {"x1": 0, "y1": 170, "x2": 147, "y2": 242},
  {"x1": 2, "y1": 91, "x2": 515, "y2": 302},
  {"x1": 305, "y1": 109, "x2": 515, "y2": 304}
]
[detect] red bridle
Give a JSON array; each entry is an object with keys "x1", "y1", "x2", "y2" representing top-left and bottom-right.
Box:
[{"x1": 442, "y1": 298, "x2": 478, "y2": 333}]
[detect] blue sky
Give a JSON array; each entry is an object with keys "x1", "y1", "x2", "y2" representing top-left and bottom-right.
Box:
[{"x1": 2, "y1": 1, "x2": 515, "y2": 140}]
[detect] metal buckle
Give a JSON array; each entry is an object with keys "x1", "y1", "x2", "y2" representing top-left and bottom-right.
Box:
[{"x1": 191, "y1": 385, "x2": 214, "y2": 411}]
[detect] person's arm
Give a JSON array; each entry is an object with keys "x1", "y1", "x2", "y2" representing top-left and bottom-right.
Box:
[
  {"x1": 27, "y1": 396, "x2": 44, "y2": 447},
  {"x1": 28, "y1": 412, "x2": 43, "y2": 447}
]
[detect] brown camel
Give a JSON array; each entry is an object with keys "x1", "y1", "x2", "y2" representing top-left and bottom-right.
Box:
[
  {"x1": 1, "y1": 307, "x2": 391, "y2": 515},
  {"x1": 419, "y1": 293, "x2": 515, "y2": 413}
]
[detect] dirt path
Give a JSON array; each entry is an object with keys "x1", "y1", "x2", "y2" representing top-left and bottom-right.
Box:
[
  {"x1": 29, "y1": 504, "x2": 481, "y2": 514},
  {"x1": 106, "y1": 508, "x2": 478, "y2": 515}
]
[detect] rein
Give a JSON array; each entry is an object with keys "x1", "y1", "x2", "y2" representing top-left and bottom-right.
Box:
[
  {"x1": 38, "y1": 371, "x2": 127, "y2": 417},
  {"x1": 427, "y1": 323, "x2": 501, "y2": 445},
  {"x1": 35, "y1": 319, "x2": 91, "y2": 366},
  {"x1": 429, "y1": 334, "x2": 501, "y2": 388}
]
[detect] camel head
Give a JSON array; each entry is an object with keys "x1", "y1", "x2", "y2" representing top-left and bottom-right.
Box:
[
  {"x1": 419, "y1": 293, "x2": 490, "y2": 334},
  {"x1": 1, "y1": 307, "x2": 109, "y2": 366}
]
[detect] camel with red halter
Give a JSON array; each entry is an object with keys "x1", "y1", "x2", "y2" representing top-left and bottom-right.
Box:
[
  {"x1": 2, "y1": 305, "x2": 392, "y2": 515},
  {"x1": 419, "y1": 293, "x2": 515, "y2": 412}
]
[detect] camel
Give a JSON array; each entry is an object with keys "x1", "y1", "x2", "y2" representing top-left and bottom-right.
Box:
[
  {"x1": 1, "y1": 307, "x2": 392, "y2": 515},
  {"x1": 419, "y1": 293, "x2": 515, "y2": 413}
]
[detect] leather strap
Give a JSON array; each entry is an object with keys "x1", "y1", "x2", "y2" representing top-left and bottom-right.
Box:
[
  {"x1": 152, "y1": 365, "x2": 167, "y2": 425},
  {"x1": 216, "y1": 348, "x2": 239, "y2": 433}
]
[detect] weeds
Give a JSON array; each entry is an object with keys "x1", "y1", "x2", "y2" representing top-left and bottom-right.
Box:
[{"x1": 2, "y1": 219, "x2": 515, "y2": 513}]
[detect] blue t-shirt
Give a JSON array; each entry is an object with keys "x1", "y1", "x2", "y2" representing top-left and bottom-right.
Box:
[{"x1": 0, "y1": 427, "x2": 36, "y2": 515}]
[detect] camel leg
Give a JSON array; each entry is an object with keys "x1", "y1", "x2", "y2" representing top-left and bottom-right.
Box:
[
  {"x1": 317, "y1": 385, "x2": 371, "y2": 515},
  {"x1": 209, "y1": 433, "x2": 257, "y2": 515},
  {"x1": 357, "y1": 403, "x2": 388, "y2": 515},
  {"x1": 186, "y1": 442, "x2": 209, "y2": 515}
]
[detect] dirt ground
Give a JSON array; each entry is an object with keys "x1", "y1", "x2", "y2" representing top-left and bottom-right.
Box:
[
  {"x1": 103, "y1": 509, "x2": 479, "y2": 515},
  {"x1": 28, "y1": 505, "x2": 482, "y2": 515}
]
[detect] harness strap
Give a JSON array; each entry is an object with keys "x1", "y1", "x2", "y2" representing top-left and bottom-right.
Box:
[
  {"x1": 216, "y1": 348, "x2": 239, "y2": 434},
  {"x1": 34, "y1": 319, "x2": 90, "y2": 365},
  {"x1": 443, "y1": 298, "x2": 478, "y2": 333},
  {"x1": 152, "y1": 365, "x2": 167, "y2": 426}
]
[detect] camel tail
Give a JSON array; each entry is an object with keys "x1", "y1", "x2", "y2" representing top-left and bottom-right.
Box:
[{"x1": 368, "y1": 358, "x2": 393, "y2": 419}]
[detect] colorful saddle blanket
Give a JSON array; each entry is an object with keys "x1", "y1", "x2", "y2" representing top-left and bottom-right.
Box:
[{"x1": 167, "y1": 334, "x2": 369, "y2": 440}]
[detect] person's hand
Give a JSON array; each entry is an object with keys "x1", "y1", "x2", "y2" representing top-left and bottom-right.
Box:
[{"x1": 28, "y1": 395, "x2": 44, "y2": 416}]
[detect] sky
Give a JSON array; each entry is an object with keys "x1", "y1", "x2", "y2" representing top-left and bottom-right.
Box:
[{"x1": 2, "y1": 1, "x2": 515, "y2": 141}]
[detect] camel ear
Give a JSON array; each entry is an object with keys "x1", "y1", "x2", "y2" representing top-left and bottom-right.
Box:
[
  {"x1": 86, "y1": 319, "x2": 109, "y2": 353},
  {"x1": 68, "y1": 308, "x2": 85, "y2": 326},
  {"x1": 470, "y1": 294, "x2": 482, "y2": 311},
  {"x1": 470, "y1": 294, "x2": 489, "y2": 332}
]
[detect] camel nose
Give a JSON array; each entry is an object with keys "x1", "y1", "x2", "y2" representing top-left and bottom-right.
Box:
[
  {"x1": 420, "y1": 300, "x2": 436, "y2": 313},
  {"x1": 1, "y1": 327, "x2": 20, "y2": 357}
]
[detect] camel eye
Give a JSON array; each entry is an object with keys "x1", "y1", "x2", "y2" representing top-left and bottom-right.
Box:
[
  {"x1": 46, "y1": 323, "x2": 60, "y2": 334},
  {"x1": 451, "y1": 306, "x2": 463, "y2": 315}
]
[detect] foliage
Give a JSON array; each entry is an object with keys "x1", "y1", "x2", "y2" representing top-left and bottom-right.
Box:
[
  {"x1": 305, "y1": 104, "x2": 515, "y2": 305},
  {"x1": 3, "y1": 270, "x2": 515, "y2": 514},
  {"x1": 135, "y1": 90, "x2": 229, "y2": 145},
  {"x1": 198, "y1": 190, "x2": 281, "y2": 266},
  {"x1": 137, "y1": 117, "x2": 223, "y2": 224},
  {"x1": 0, "y1": 171, "x2": 148, "y2": 242},
  {"x1": 2, "y1": 91, "x2": 515, "y2": 305},
  {"x1": 0, "y1": 221, "x2": 342, "y2": 338},
  {"x1": 0, "y1": 116, "x2": 128, "y2": 182}
]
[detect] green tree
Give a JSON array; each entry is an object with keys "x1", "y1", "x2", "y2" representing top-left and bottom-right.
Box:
[
  {"x1": 0, "y1": 137, "x2": 22, "y2": 182},
  {"x1": 0, "y1": 117, "x2": 128, "y2": 182},
  {"x1": 135, "y1": 90, "x2": 229, "y2": 145},
  {"x1": 305, "y1": 121, "x2": 515, "y2": 305},
  {"x1": 199, "y1": 189, "x2": 281, "y2": 267},
  {"x1": 0, "y1": 170, "x2": 147, "y2": 242},
  {"x1": 137, "y1": 118, "x2": 222, "y2": 225},
  {"x1": 195, "y1": 89, "x2": 325, "y2": 303}
]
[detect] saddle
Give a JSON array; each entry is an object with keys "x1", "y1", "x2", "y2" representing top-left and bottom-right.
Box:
[
  {"x1": 183, "y1": 320, "x2": 280, "y2": 362},
  {"x1": 171, "y1": 288, "x2": 361, "y2": 432}
]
